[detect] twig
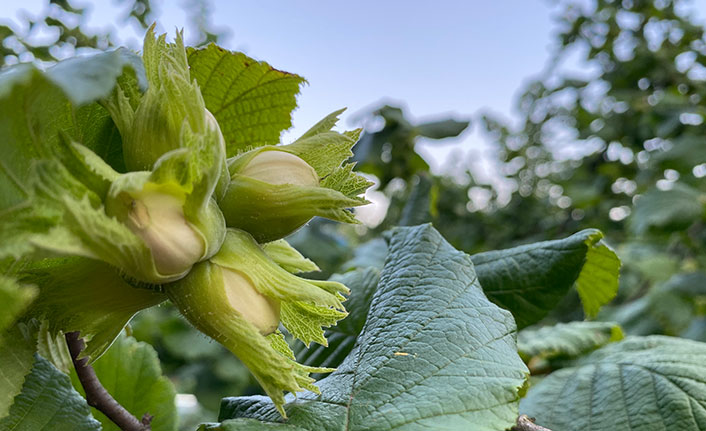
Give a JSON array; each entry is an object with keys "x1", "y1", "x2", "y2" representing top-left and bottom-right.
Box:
[
  {"x1": 66, "y1": 331, "x2": 153, "y2": 431},
  {"x1": 512, "y1": 415, "x2": 552, "y2": 431}
]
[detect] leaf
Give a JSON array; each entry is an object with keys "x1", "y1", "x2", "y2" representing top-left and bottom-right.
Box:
[
  {"x1": 70, "y1": 333, "x2": 177, "y2": 431},
  {"x1": 518, "y1": 321, "x2": 624, "y2": 361},
  {"x1": 0, "y1": 276, "x2": 37, "y2": 333},
  {"x1": 520, "y1": 336, "x2": 706, "y2": 430},
  {"x1": 472, "y1": 229, "x2": 620, "y2": 329},
  {"x1": 22, "y1": 258, "x2": 166, "y2": 361},
  {"x1": 0, "y1": 327, "x2": 36, "y2": 420},
  {"x1": 262, "y1": 239, "x2": 320, "y2": 274},
  {"x1": 0, "y1": 355, "x2": 101, "y2": 431},
  {"x1": 0, "y1": 52, "x2": 141, "y2": 213},
  {"x1": 415, "y1": 118, "x2": 470, "y2": 140},
  {"x1": 187, "y1": 44, "x2": 306, "y2": 156},
  {"x1": 216, "y1": 224, "x2": 528, "y2": 431},
  {"x1": 45, "y1": 48, "x2": 146, "y2": 106},
  {"x1": 293, "y1": 268, "x2": 379, "y2": 372},
  {"x1": 629, "y1": 182, "x2": 705, "y2": 234},
  {"x1": 199, "y1": 419, "x2": 307, "y2": 430}
]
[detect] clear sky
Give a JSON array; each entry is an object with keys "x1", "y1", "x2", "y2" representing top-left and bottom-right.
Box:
[{"x1": 3, "y1": 0, "x2": 706, "y2": 187}]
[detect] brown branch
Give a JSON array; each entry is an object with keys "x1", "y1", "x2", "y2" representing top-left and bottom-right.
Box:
[
  {"x1": 511, "y1": 415, "x2": 552, "y2": 431},
  {"x1": 66, "y1": 331, "x2": 153, "y2": 431}
]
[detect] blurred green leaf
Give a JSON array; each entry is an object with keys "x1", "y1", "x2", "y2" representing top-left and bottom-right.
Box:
[
  {"x1": 630, "y1": 183, "x2": 705, "y2": 234},
  {"x1": 415, "y1": 118, "x2": 469, "y2": 139}
]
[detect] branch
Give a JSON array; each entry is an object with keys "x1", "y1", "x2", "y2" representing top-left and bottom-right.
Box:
[
  {"x1": 511, "y1": 415, "x2": 552, "y2": 431},
  {"x1": 66, "y1": 331, "x2": 153, "y2": 431}
]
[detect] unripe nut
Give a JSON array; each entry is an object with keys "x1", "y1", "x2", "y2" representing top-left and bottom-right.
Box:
[
  {"x1": 125, "y1": 191, "x2": 204, "y2": 275},
  {"x1": 240, "y1": 151, "x2": 319, "y2": 186},
  {"x1": 221, "y1": 266, "x2": 281, "y2": 335}
]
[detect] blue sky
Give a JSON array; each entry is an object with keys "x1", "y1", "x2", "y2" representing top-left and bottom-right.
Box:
[
  {"x1": 3, "y1": 0, "x2": 706, "y2": 215},
  {"x1": 2, "y1": 0, "x2": 563, "y2": 176}
]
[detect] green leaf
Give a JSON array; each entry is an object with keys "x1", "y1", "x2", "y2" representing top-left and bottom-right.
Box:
[
  {"x1": 415, "y1": 118, "x2": 470, "y2": 140},
  {"x1": 199, "y1": 419, "x2": 307, "y2": 430},
  {"x1": 518, "y1": 321, "x2": 624, "y2": 361},
  {"x1": 574, "y1": 235, "x2": 621, "y2": 318},
  {"x1": 187, "y1": 44, "x2": 305, "y2": 156},
  {"x1": 629, "y1": 182, "x2": 705, "y2": 234},
  {"x1": 217, "y1": 224, "x2": 528, "y2": 431},
  {"x1": 521, "y1": 336, "x2": 706, "y2": 430},
  {"x1": 70, "y1": 333, "x2": 177, "y2": 431},
  {"x1": 293, "y1": 268, "x2": 379, "y2": 372},
  {"x1": 0, "y1": 355, "x2": 101, "y2": 431},
  {"x1": 0, "y1": 276, "x2": 37, "y2": 333},
  {"x1": 45, "y1": 48, "x2": 146, "y2": 106},
  {"x1": 472, "y1": 229, "x2": 620, "y2": 328},
  {"x1": 22, "y1": 258, "x2": 166, "y2": 361},
  {"x1": 262, "y1": 240, "x2": 320, "y2": 274},
  {"x1": 0, "y1": 327, "x2": 36, "y2": 420}
]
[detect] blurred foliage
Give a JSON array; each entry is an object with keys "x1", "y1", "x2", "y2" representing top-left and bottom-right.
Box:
[
  {"x1": 347, "y1": 0, "x2": 706, "y2": 342},
  {"x1": 0, "y1": 0, "x2": 223, "y2": 67}
]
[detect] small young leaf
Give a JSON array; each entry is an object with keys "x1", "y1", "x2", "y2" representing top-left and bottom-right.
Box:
[{"x1": 187, "y1": 45, "x2": 306, "y2": 156}]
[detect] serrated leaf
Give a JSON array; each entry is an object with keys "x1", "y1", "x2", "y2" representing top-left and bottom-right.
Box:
[
  {"x1": 0, "y1": 355, "x2": 101, "y2": 431},
  {"x1": 521, "y1": 336, "x2": 706, "y2": 430},
  {"x1": 216, "y1": 224, "x2": 528, "y2": 431},
  {"x1": 0, "y1": 327, "x2": 36, "y2": 420},
  {"x1": 187, "y1": 44, "x2": 305, "y2": 156},
  {"x1": 518, "y1": 321, "x2": 624, "y2": 361},
  {"x1": 262, "y1": 240, "x2": 319, "y2": 274},
  {"x1": 472, "y1": 229, "x2": 620, "y2": 329},
  {"x1": 629, "y1": 182, "x2": 705, "y2": 234},
  {"x1": 70, "y1": 333, "x2": 177, "y2": 431},
  {"x1": 293, "y1": 268, "x2": 379, "y2": 372}
]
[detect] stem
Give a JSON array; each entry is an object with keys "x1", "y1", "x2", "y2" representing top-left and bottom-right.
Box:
[
  {"x1": 512, "y1": 415, "x2": 552, "y2": 431},
  {"x1": 65, "y1": 331, "x2": 153, "y2": 431}
]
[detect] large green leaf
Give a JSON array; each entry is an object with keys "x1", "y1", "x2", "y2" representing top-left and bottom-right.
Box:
[
  {"x1": 0, "y1": 355, "x2": 101, "y2": 431},
  {"x1": 629, "y1": 182, "x2": 705, "y2": 234},
  {"x1": 216, "y1": 224, "x2": 528, "y2": 431},
  {"x1": 521, "y1": 336, "x2": 706, "y2": 430},
  {"x1": 71, "y1": 333, "x2": 177, "y2": 431},
  {"x1": 187, "y1": 45, "x2": 305, "y2": 156},
  {"x1": 472, "y1": 229, "x2": 620, "y2": 329},
  {"x1": 518, "y1": 321, "x2": 624, "y2": 361},
  {"x1": 336, "y1": 229, "x2": 620, "y2": 330}
]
